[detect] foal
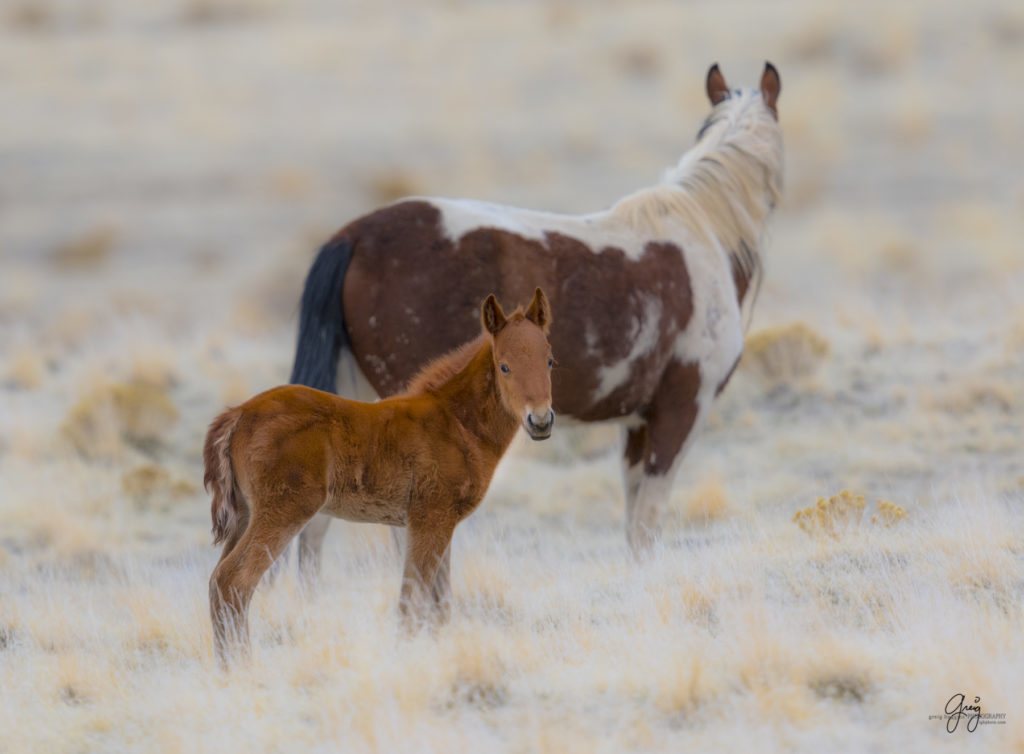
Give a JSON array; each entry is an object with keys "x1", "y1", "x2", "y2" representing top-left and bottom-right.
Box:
[{"x1": 204, "y1": 289, "x2": 554, "y2": 663}]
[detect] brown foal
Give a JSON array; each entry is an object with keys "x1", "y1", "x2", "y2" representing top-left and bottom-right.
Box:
[{"x1": 203, "y1": 289, "x2": 554, "y2": 664}]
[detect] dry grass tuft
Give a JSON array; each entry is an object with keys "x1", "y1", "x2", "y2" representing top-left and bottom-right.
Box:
[
  {"x1": 613, "y1": 44, "x2": 662, "y2": 78},
  {"x1": 808, "y1": 670, "x2": 871, "y2": 703},
  {"x1": 871, "y1": 500, "x2": 907, "y2": 527},
  {"x1": 264, "y1": 167, "x2": 315, "y2": 201},
  {"x1": 366, "y1": 171, "x2": 425, "y2": 205},
  {"x1": 4, "y1": 1, "x2": 51, "y2": 30},
  {"x1": 742, "y1": 322, "x2": 829, "y2": 385},
  {"x1": 121, "y1": 464, "x2": 197, "y2": 512},
  {"x1": 922, "y1": 378, "x2": 1015, "y2": 415},
  {"x1": 50, "y1": 227, "x2": 117, "y2": 272},
  {"x1": 793, "y1": 490, "x2": 866, "y2": 539},
  {"x1": 4, "y1": 347, "x2": 46, "y2": 390},
  {"x1": 793, "y1": 491, "x2": 907, "y2": 538},
  {"x1": 180, "y1": 0, "x2": 268, "y2": 25},
  {"x1": 61, "y1": 378, "x2": 179, "y2": 461},
  {"x1": 682, "y1": 476, "x2": 732, "y2": 525}
]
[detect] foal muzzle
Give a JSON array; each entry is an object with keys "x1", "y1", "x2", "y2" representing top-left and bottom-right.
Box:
[{"x1": 525, "y1": 410, "x2": 555, "y2": 441}]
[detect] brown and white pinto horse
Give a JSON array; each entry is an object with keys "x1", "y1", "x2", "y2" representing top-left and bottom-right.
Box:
[
  {"x1": 292, "y1": 62, "x2": 783, "y2": 559},
  {"x1": 205, "y1": 290, "x2": 554, "y2": 664}
]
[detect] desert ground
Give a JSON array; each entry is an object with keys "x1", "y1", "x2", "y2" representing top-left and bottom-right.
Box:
[{"x1": 2, "y1": 0, "x2": 1023, "y2": 751}]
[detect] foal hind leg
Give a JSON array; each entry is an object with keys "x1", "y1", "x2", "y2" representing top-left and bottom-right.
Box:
[
  {"x1": 210, "y1": 496, "x2": 321, "y2": 666},
  {"x1": 624, "y1": 360, "x2": 708, "y2": 557}
]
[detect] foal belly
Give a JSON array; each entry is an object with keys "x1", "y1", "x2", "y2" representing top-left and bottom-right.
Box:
[{"x1": 320, "y1": 491, "x2": 408, "y2": 526}]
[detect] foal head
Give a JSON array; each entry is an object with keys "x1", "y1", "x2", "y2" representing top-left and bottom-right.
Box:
[{"x1": 481, "y1": 288, "x2": 554, "y2": 441}]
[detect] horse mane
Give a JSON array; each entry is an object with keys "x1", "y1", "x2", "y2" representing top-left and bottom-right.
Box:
[
  {"x1": 609, "y1": 88, "x2": 783, "y2": 326},
  {"x1": 398, "y1": 308, "x2": 525, "y2": 396}
]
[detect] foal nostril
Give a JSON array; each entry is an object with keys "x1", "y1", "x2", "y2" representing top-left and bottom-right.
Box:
[{"x1": 528, "y1": 410, "x2": 554, "y2": 431}]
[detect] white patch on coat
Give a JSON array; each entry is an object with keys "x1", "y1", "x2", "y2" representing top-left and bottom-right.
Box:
[
  {"x1": 336, "y1": 347, "x2": 380, "y2": 402},
  {"x1": 593, "y1": 297, "x2": 663, "y2": 403},
  {"x1": 427, "y1": 198, "x2": 653, "y2": 260}
]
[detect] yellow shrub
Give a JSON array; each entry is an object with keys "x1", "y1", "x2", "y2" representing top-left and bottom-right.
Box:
[{"x1": 793, "y1": 492, "x2": 907, "y2": 539}]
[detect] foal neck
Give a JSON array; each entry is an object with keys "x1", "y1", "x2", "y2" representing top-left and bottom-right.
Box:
[{"x1": 432, "y1": 341, "x2": 519, "y2": 455}]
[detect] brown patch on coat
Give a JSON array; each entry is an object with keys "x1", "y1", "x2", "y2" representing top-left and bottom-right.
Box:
[
  {"x1": 340, "y1": 200, "x2": 694, "y2": 422},
  {"x1": 639, "y1": 360, "x2": 701, "y2": 476}
]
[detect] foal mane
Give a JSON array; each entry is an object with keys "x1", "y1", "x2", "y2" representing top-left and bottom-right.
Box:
[
  {"x1": 401, "y1": 308, "x2": 532, "y2": 396},
  {"x1": 401, "y1": 332, "x2": 490, "y2": 397},
  {"x1": 609, "y1": 88, "x2": 783, "y2": 325}
]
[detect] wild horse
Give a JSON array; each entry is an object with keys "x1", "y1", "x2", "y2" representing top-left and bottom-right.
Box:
[
  {"x1": 206, "y1": 290, "x2": 554, "y2": 664},
  {"x1": 291, "y1": 62, "x2": 783, "y2": 559}
]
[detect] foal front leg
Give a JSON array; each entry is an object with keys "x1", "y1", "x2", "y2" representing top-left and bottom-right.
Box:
[{"x1": 399, "y1": 515, "x2": 455, "y2": 633}]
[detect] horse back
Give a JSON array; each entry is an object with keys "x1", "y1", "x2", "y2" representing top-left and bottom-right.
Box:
[{"x1": 336, "y1": 199, "x2": 719, "y2": 421}]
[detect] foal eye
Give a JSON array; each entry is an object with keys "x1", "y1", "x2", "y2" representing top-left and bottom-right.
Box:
[
  {"x1": 500, "y1": 363, "x2": 510, "y2": 374},
  {"x1": 547, "y1": 358, "x2": 554, "y2": 368}
]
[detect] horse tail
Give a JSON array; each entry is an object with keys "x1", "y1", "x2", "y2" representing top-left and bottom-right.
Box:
[
  {"x1": 289, "y1": 237, "x2": 353, "y2": 393},
  {"x1": 204, "y1": 407, "x2": 243, "y2": 546}
]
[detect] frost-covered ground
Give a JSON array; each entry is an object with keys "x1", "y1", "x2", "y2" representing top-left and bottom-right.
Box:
[{"x1": 2, "y1": 1, "x2": 1023, "y2": 751}]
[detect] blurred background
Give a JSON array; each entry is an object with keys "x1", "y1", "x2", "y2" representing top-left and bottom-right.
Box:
[
  {"x1": 3, "y1": 3, "x2": 1024, "y2": 750},
  {"x1": 2, "y1": 0, "x2": 1024, "y2": 552}
]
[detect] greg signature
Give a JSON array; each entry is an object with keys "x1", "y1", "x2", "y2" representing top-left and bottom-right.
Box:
[{"x1": 944, "y1": 693, "x2": 981, "y2": 733}]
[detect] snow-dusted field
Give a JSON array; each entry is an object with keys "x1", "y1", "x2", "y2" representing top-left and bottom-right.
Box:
[{"x1": 2, "y1": 1, "x2": 1023, "y2": 751}]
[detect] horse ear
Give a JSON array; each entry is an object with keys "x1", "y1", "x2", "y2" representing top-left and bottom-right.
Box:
[
  {"x1": 760, "y1": 61, "x2": 781, "y2": 116},
  {"x1": 706, "y1": 63, "x2": 730, "y2": 106},
  {"x1": 481, "y1": 294, "x2": 507, "y2": 336},
  {"x1": 524, "y1": 287, "x2": 551, "y2": 334}
]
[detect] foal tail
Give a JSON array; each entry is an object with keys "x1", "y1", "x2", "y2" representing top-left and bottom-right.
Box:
[
  {"x1": 289, "y1": 237, "x2": 353, "y2": 393},
  {"x1": 203, "y1": 408, "x2": 243, "y2": 546}
]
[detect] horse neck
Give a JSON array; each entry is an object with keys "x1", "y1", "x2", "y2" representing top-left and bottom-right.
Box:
[
  {"x1": 675, "y1": 134, "x2": 778, "y2": 234},
  {"x1": 433, "y1": 341, "x2": 520, "y2": 456},
  {"x1": 660, "y1": 102, "x2": 783, "y2": 319}
]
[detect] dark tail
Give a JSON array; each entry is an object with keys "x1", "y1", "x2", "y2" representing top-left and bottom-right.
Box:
[
  {"x1": 204, "y1": 408, "x2": 243, "y2": 546},
  {"x1": 289, "y1": 237, "x2": 353, "y2": 393}
]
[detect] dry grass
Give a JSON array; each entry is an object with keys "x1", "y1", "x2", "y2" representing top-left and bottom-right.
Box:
[
  {"x1": 61, "y1": 377, "x2": 179, "y2": 461},
  {"x1": 3, "y1": 0, "x2": 1024, "y2": 750},
  {"x1": 50, "y1": 227, "x2": 118, "y2": 272},
  {"x1": 741, "y1": 322, "x2": 829, "y2": 386}
]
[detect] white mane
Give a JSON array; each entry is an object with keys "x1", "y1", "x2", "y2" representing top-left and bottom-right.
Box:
[{"x1": 609, "y1": 88, "x2": 784, "y2": 325}]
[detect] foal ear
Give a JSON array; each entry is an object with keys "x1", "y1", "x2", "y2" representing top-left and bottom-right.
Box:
[
  {"x1": 760, "y1": 61, "x2": 781, "y2": 116},
  {"x1": 706, "y1": 63, "x2": 730, "y2": 106},
  {"x1": 481, "y1": 294, "x2": 507, "y2": 336},
  {"x1": 524, "y1": 287, "x2": 552, "y2": 334}
]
